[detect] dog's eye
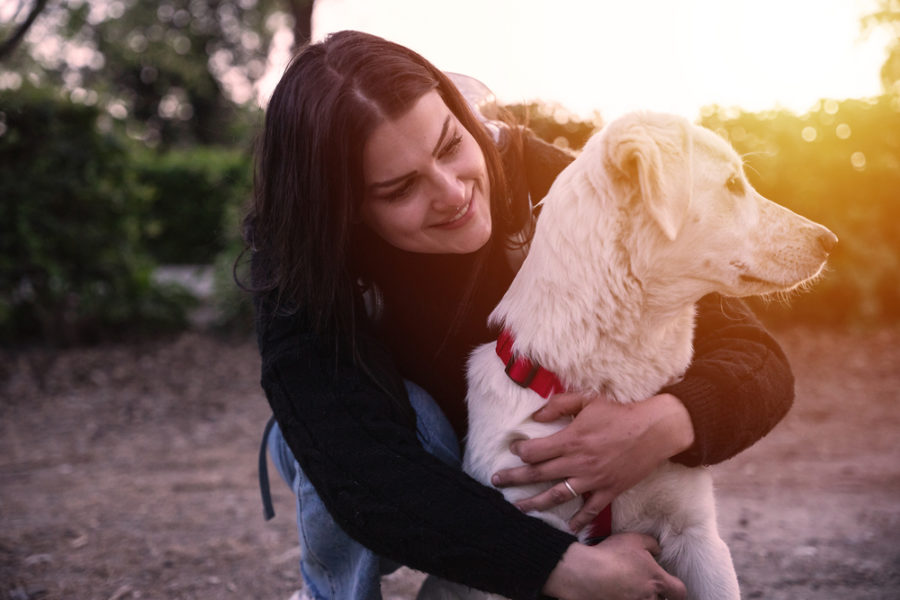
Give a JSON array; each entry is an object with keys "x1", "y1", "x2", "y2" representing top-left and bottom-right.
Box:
[{"x1": 726, "y1": 175, "x2": 745, "y2": 195}]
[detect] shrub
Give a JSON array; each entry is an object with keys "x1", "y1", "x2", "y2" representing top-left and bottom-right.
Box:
[
  {"x1": 133, "y1": 147, "x2": 253, "y2": 264},
  {"x1": 200, "y1": 181, "x2": 254, "y2": 335},
  {"x1": 0, "y1": 85, "x2": 192, "y2": 345}
]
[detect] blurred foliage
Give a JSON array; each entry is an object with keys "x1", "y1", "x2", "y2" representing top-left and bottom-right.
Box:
[
  {"x1": 2, "y1": 0, "x2": 898, "y2": 345},
  {"x1": 1, "y1": 0, "x2": 283, "y2": 148},
  {"x1": 862, "y1": 0, "x2": 900, "y2": 92},
  {"x1": 0, "y1": 0, "x2": 48, "y2": 61},
  {"x1": 506, "y1": 101, "x2": 600, "y2": 151},
  {"x1": 211, "y1": 204, "x2": 255, "y2": 335},
  {"x1": 4, "y1": 84, "x2": 898, "y2": 343},
  {"x1": 0, "y1": 83, "x2": 195, "y2": 346},
  {"x1": 134, "y1": 144, "x2": 254, "y2": 264},
  {"x1": 132, "y1": 145, "x2": 257, "y2": 334},
  {"x1": 698, "y1": 96, "x2": 900, "y2": 327}
]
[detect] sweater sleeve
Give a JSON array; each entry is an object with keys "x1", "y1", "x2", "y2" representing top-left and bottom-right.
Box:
[
  {"x1": 664, "y1": 294, "x2": 795, "y2": 467},
  {"x1": 256, "y1": 305, "x2": 576, "y2": 599}
]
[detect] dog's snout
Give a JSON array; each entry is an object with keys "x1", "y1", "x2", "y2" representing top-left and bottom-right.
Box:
[{"x1": 818, "y1": 229, "x2": 838, "y2": 254}]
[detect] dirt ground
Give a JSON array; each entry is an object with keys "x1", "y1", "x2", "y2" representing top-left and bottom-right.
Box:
[{"x1": 2, "y1": 324, "x2": 899, "y2": 600}]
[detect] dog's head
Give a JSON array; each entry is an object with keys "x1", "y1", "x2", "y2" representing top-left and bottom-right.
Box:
[{"x1": 583, "y1": 111, "x2": 837, "y2": 302}]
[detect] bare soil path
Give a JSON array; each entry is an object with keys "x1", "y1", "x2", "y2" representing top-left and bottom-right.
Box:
[{"x1": 2, "y1": 325, "x2": 899, "y2": 599}]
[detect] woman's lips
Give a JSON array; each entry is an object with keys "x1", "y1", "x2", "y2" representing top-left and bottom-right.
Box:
[{"x1": 433, "y1": 195, "x2": 475, "y2": 230}]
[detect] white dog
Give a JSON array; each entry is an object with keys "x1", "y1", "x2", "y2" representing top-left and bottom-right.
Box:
[{"x1": 421, "y1": 112, "x2": 836, "y2": 600}]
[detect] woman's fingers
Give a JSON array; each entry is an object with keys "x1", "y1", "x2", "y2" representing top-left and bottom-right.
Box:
[
  {"x1": 507, "y1": 480, "x2": 617, "y2": 535},
  {"x1": 510, "y1": 480, "x2": 616, "y2": 536},
  {"x1": 543, "y1": 535, "x2": 686, "y2": 600},
  {"x1": 532, "y1": 391, "x2": 590, "y2": 421},
  {"x1": 659, "y1": 569, "x2": 688, "y2": 600},
  {"x1": 491, "y1": 453, "x2": 568, "y2": 488},
  {"x1": 497, "y1": 471, "x2": 614, "y2": 536},
  {"x1": 619, "y1": 534, "x2": 686, "y2": 600},
  {"x1": 510, "y1": 432, "x2": 564, "y2": 464},
  {"x1": 513, "y1": 479, "x2": 584, "y2": 518},
  {"x1": 567, "y1": 491, "x2": 614, "y2": 533},
  {"x1": 630, "y1": 532, "x2": 661, "y2": 556}
]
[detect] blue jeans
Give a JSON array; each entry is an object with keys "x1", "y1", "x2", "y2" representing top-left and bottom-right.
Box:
[{"x1": 265, "y1": 381, "x2": 461, "y2": 600}]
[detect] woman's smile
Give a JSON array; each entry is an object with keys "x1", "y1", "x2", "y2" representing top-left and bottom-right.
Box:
[
  {"x1": 360, "y1": 90, "x2": 492, "y2": 254},
  {"x1": 434, "y1": 195, "x2": 475, "y2": 228}
]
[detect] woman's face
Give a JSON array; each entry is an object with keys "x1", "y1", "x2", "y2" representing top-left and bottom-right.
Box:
[{"x1": 360, "y1": 90, "x2": 492, "y2": 254}]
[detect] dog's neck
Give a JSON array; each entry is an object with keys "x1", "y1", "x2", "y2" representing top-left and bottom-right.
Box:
[{"x1": 489, "y1": 169, "x2": 696, "y2": 403}]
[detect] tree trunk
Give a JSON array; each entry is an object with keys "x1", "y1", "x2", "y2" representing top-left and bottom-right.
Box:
[
  {"x1": 0, "y1": 0, "x2": 49, "y2": 62},
  {"x1": 284, "y1": 0, "x2": 315, "y2": 51}
]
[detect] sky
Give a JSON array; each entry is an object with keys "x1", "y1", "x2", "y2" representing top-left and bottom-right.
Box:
[{"x1": 279, "y1": 0, "x2": 893, "y2": 121}]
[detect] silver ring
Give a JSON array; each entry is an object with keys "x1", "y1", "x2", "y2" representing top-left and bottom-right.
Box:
[{"x1": 563, "y1": 479, "x2": 578, "y2": 499}]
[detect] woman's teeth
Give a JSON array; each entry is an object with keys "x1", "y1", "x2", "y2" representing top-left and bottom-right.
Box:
[{"x1": 446, "y1": 200, "x2": 469, "y2": 223}]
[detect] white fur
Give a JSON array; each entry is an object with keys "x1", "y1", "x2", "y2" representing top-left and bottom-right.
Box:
[{"x1": 419, "y1": 112, "x2": 834, "y2": 600}]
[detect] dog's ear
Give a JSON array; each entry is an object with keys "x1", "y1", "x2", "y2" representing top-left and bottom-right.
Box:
[{"x1": 604, "y1": 113, "x2": 693, "y2": 241}]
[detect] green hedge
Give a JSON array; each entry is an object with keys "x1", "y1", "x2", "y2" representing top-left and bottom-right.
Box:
[
  {"x1": 133, "y1": 145, "x2": 255, "y2": 334},
  {"x1": 0, "y1": 85, "x2": 193, "y2": 345},
  {"x1": 134, "y1": 147, "x2": 252, "y2": 265}
]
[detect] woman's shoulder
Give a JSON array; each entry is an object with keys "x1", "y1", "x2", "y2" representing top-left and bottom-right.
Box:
[
  {"x1": 519, "y1": 130, "x2": 576, "y2": 203},
  {"x1": 498, "y1": 126, "x2": 576, "y2": 207}
]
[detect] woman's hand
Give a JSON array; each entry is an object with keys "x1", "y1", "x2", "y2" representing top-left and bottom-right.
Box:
[
  {"x1": 491, "y1": 391, "x2": 695, "y2": 532},
  {"x1": 544, "y1": 534, "x2": 686, "y2": 600}
]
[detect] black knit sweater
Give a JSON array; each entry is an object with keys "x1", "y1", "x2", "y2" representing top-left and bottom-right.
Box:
[{"x1": 255, "y1": 133, "x2": 794, "y2": 599}]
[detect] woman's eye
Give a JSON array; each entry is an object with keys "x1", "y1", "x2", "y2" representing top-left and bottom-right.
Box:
[
  {"x1": 726, "y1": 175, "x2": 745, "y2": 194},
  {"x1": 439, "y1": 134, "x2": 463, "y2": 159},
  {"x1": 384, "y1": 178, "x2": 415, "y2": 201}
]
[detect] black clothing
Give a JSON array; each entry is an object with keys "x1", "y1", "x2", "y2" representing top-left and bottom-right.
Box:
[{"x1": 255, "y1": 132, "x2": 794, "y2": 599}]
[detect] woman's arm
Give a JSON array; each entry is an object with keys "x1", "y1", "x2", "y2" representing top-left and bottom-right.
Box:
[
  {"x1": 665, "y1": 293, "x2": 794, "y2": 466},
  {"x1": 257, "y1": 302, "x2": 576, "y2": 599},
  {"x1": 545, "y1": 534, "x2": 686, "y2": 600}
]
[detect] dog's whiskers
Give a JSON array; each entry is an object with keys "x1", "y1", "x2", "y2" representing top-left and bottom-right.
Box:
[{"x1": 739, "y1": 151, "x2": 774, "y2": 179}]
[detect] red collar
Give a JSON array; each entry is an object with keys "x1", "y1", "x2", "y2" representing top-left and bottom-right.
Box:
[
  {"x1": 494, "y1": 328, "x2": 613, "y2": 542},
  {"x1": 495, "y1": 329, "x2": 566, "y2": 398}
]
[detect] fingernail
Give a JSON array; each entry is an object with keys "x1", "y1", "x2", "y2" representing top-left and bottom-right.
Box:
[
  {"x1": 491, "y1": 474, "x2": 501, "y2": 486},
  {"x1": 509, "y1": 442, "x2": 519, "y2": 456}
]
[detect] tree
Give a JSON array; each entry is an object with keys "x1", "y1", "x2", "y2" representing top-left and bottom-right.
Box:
[
  {"x1": 0, "y1": 83, "x2": 193, "y2": 344},
  {"x1": 0, "y1": 0, "x2": 49, "y2": 61},
  {"x1": 505, "y1": 101, "x2": 600, "y2": 151},
  {"x1": 862, "y1": 0, "x2": 900, "y2": 92},
  {"x1": 284, "y1": 0, "x2": 314, "y2": 49},
  {"x1": 0, "y1": 0, "x2": 318, "y2": 147},
  {"x1": 1, "y1": 0, "x2": 290, "y2": 147}
]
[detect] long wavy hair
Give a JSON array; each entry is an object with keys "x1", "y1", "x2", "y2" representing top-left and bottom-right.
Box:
[{"x1": 241, "y1": 30, "x2": 530, "y2": 351}]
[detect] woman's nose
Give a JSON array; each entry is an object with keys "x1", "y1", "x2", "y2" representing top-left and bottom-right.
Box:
[{"x1": 430, "y1": 168, "x2": 466, "y2": 208}]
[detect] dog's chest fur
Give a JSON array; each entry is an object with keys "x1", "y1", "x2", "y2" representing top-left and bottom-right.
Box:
[
  {"x1": 462, "y1": 166, "x2": 700, "y2": 536},
  {"x1": 487, "y1": 167, "x2": 696, "y2": 404}
]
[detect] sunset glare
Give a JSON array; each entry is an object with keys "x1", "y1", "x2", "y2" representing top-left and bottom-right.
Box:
[{"x1": 295, "y1": 0, "x2": 890, "y2": 120}]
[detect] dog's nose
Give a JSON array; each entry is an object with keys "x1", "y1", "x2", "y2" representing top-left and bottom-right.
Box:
[{"x1": 818, "y1": 229, "x2": 838, "y2": 254}]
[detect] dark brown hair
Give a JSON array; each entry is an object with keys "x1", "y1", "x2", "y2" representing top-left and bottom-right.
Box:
[{"x1": 241, "y1": 30, "x2": 529, "y2": 346}]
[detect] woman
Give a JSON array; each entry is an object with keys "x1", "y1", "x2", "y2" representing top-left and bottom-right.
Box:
[{"x1": 244, "y1": 30, "x2": 793, "y2": 600}]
